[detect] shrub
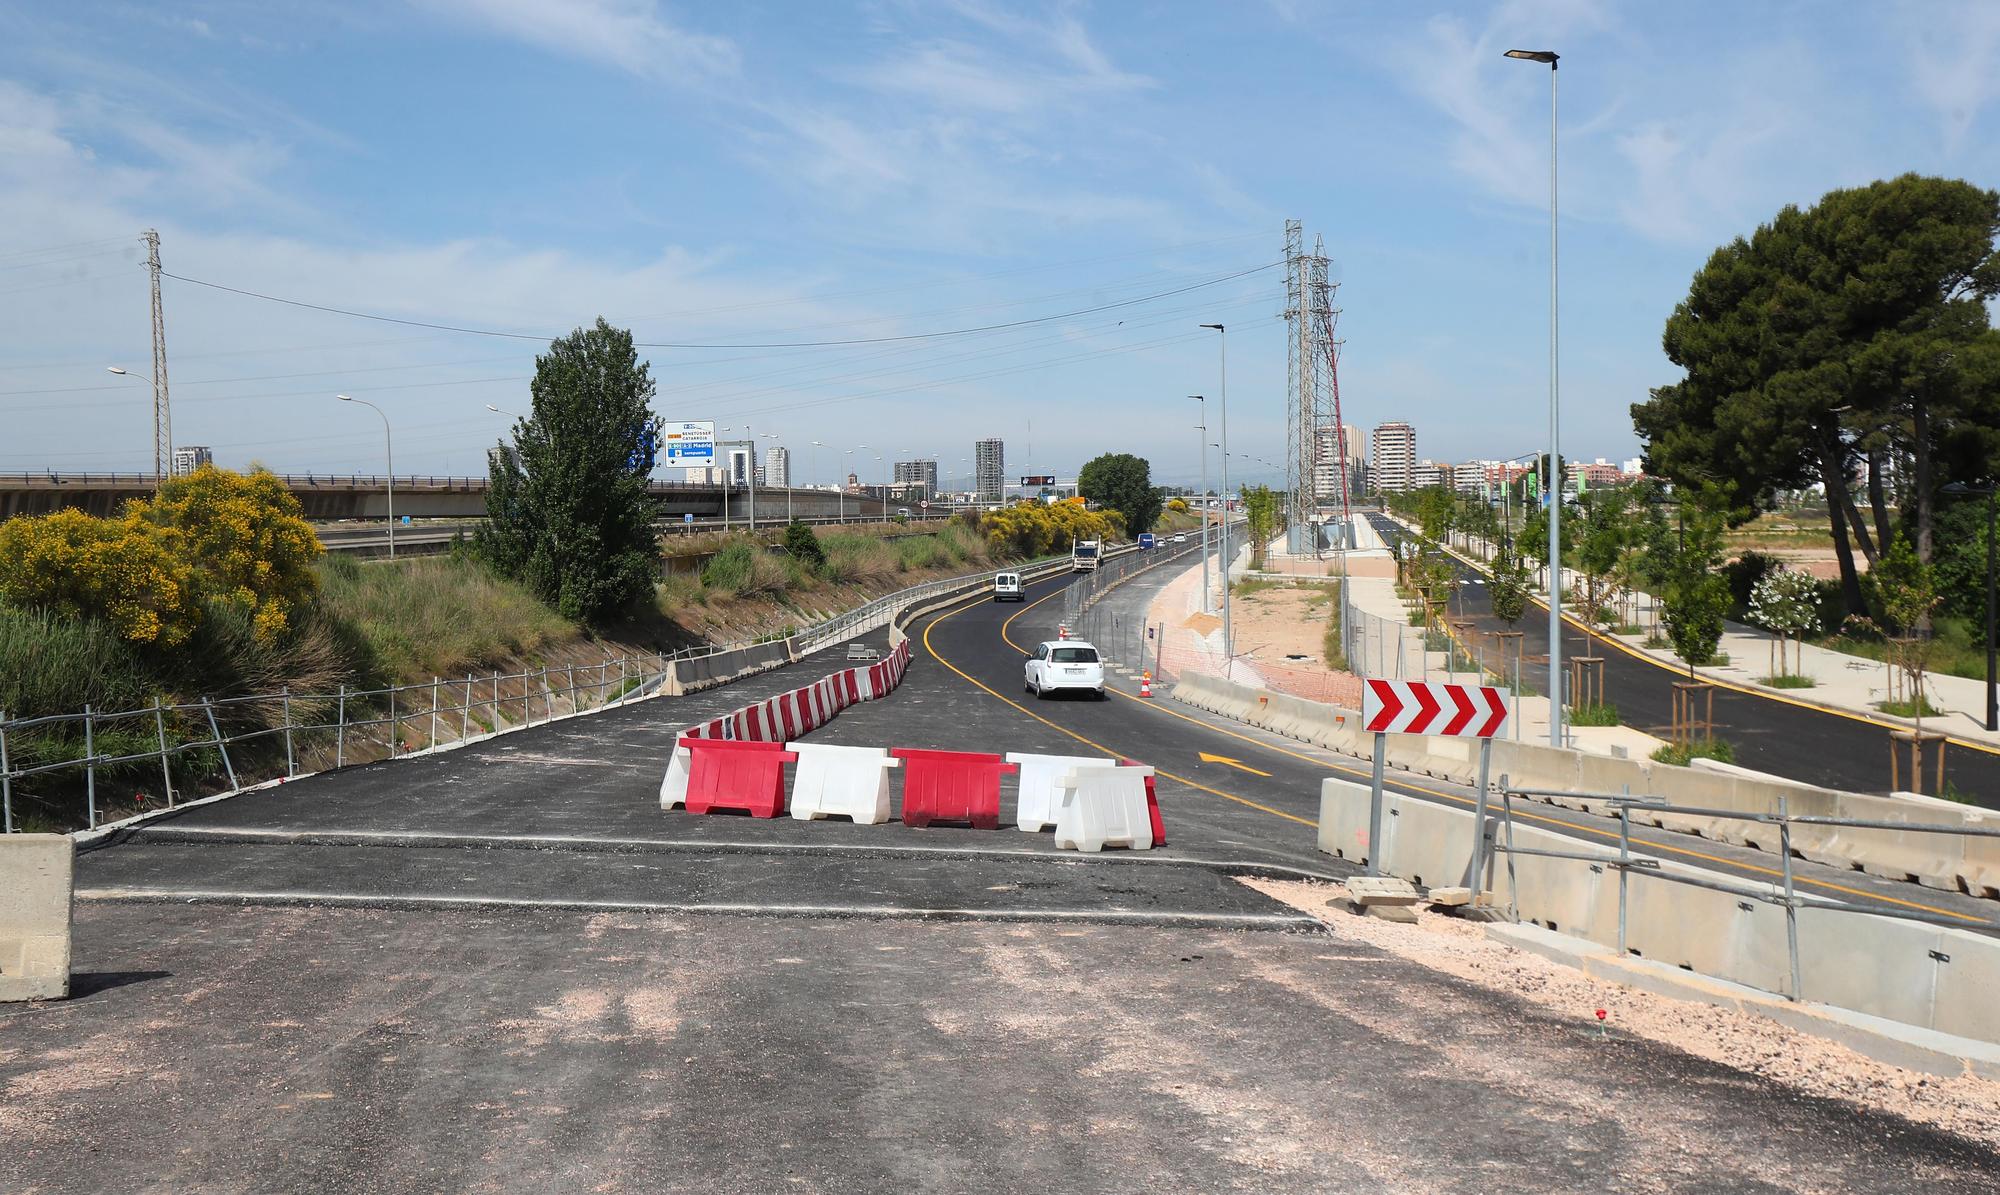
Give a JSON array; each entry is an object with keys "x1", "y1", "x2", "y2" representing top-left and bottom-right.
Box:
[
  {"x1": 130, "y1": 464, "x2": 324, "y2": 641},
  {"x1": 0, "y1": 509, "x2": 199, "y2": 645},
  {"x1": 1722, "y1": 551, "x2": 1782, "y2": 621},
  {"x1": 782, "y1": 520, "x2": 826, "y2": 569},
  {"x1": 0, "y1": 603, "x2": 156, "y2": 717},
  {"x1": 315, "y1": 555, "x2": 570, "y2": 682},
  {"x1": 701, "y1": 541, "x2": 758, "y2": 592}
]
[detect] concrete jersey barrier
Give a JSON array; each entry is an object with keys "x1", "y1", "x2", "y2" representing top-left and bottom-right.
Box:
[{"x1": 1, "y1": 834, "x2": 73, "y2": 1001}]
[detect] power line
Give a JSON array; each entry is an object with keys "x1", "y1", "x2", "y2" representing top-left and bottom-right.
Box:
[{"x1": 158, "y1": 261, "x2": 1282, "y2": 349}]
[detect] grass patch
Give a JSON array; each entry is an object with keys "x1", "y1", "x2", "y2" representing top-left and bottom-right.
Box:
[
  {"x1": 1760, "y1": 673, "x2": 1815, "y2": 689},
  {"x1": 1322, "y1": 619, "x2": 1348, "y2": 672},
  {"x1": 1651, "y1": 737, "x2": 1736, "y2": 766},
  {"x1": 1875, "y1": 696, "x2": 1944, "y2": 718},
  {"x1": 1233, "y1": 577, "x2": 1283, "y2": 598},
  {"x1": 1642, "y1": 633, "x2": 1671, "y2": 650},
  {"x1": 1567, "y1": 702, "x2": 1620, "y2": 727},
  {"x1": 1817, "y1": 618, "x2": 1992, "y2": 683},
  {"x1": 317, "y1": 553, "x2": 572, "y2": 682}
]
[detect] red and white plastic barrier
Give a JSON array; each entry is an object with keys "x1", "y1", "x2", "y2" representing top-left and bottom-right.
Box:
[
  {"x1": 659, "y1": 640, "x2": 914, "y2": 809},
  {"x1": 1006, "y1": 751, "x2": 1118, "y2": 833}
]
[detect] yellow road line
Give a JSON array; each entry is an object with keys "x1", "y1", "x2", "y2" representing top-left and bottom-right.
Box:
[
  {"x1": 923, "y1": 586, "x2": 1316, "y2": 827},
  {"x1": 981, "y1": 566, "x2": 1986, "y2": 924}
]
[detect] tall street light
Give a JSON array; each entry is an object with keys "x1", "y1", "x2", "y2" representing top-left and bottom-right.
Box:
[
  {"x1": 1506, "y1": 46, "x2": 1563, "y2": 748},
  {"x1": 1201, "y1": 323, "x2": 1232, "y2": 666},
  {"x1": 760, "y1": 432, "x2": 791, "y2": 523},
  {"x1": 337, "y1": 394, "x2": 394, "y2": 560},
  {"x1": 1190, "y1": 395, "x2": 1211, "y2": 613},
  {"x1": 106, "y1": 366, "x2": 168, "y2": 482}
]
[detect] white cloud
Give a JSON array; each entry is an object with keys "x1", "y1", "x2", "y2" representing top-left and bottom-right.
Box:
[
  {"x1": 417, "y1": 0, "x2": 739, "y2": 79},
  {"x1": 1905, "y1": 0, "x2": 2000, "y2": 151}
]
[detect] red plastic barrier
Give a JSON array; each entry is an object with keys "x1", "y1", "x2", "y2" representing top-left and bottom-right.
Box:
[
  {"x1": 893, "y1": 748, "x2": 1017, "y2": 830},
  {"x1": 679, "y1": 736, "x2": 796, "y2": 818},
  {"x1": 1120, "y1": 759, "x2": 1166, "y2": 847}
]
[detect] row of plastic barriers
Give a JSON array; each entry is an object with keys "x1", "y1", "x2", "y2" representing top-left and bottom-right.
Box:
[
  {"x1": 659, "y1": 742, "x2": 1165, "y2": 853},
  {"x1": 681, "y1": 639, "x2": 913, "y2": 745}
]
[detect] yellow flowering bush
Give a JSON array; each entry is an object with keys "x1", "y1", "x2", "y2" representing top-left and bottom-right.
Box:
[
  {"x1": 129, "y1": 465, "x2": 324, "y2": 641},
  {"x1": 0, "y1": 509, "x2": 199, "y2": 645},
  {"x1": 981, "y1": 501, "x2": 1122, "y2": 558}
]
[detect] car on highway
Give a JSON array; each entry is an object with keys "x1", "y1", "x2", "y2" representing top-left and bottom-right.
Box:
[
  {"x1": 993, "y1": 571, "x2": 1023, "y2": 601},
  {"x1": 896, "y1": 506, "x2": 912, "y2": 517},
  {"x1": 1024, "y1": 640, "x2": 1105, "y2": 700},
  {"x1": 1172, "y1": 533, "x2": 1187, "y2": 543}
]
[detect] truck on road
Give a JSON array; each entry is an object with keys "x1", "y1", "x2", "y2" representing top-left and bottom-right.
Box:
[{"x1": 1071, "y1": 538, "x2": 1101, "y2": 572}]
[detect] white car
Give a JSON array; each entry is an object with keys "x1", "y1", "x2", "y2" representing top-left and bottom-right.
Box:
[
  {"x1": 993, "y1": 571, "x2": 1023, "y2": 601},
  {"x1": 1172, "y1": 534, "x2": 1187, "y2": 543},
  {"x1": 1025, "y1": 640, "x2": 1106, "y2": 700}
]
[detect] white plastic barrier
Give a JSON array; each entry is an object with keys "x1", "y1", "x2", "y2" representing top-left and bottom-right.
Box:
[
  {"x1": 1006, "y1": 751, "x2": 1117, "y2": 832},
  {"x1": 787, "y1": 742, "x2": 900, "y2": 824},
  {"x1": 1053, "y1": 765, "x2": 1156, "y2": 852},
  {"x1": 658, "y1": 739, "x2": 693, "y2": 810}
]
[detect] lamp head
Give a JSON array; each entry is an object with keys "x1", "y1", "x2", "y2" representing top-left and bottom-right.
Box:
[{"x1": 1504, "y1": 49, "x2": 1559, "y2": 64}]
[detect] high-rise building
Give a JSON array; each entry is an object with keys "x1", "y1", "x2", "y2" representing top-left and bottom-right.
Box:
[
  {"x1": 172, "y1": 445, "x2": 213, "y2": 476},
  {"x1": 1453, "y1": 461, "x2": 1487, "y2": 497},
  {"x1": 975, "y1": 438, "x2": 1005, "y2": 502},
  {"x1": 1370, "y1": 422, "x2": 1416, "y2": 494},
  {"x1": 763, "y1": 446, "x2": 790, "y2": 488},
  {"x1": 1411, "y1": 460, "x2": 1449, "y2": 490},
  {"x1": 726, "y1": 447, "x2": 764, "y2": 487},
  {"x1": 894, "y1": 458, "x2": 939, "y2": 493}
]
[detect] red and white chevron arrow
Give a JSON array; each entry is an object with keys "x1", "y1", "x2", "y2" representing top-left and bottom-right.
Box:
[{"x1": 1362, "y1": 679, "x2": 1509, "y2": 738}]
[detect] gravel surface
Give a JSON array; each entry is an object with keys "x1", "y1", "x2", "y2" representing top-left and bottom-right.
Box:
[{"x1": 1243, "y1": 876, "x2": 2000, "y2": 1153}]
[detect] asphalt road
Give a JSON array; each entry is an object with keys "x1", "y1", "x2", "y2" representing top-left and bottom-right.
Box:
[
  {"x1": 883, "y1": 555, "x2": 2000, "y2": 933},
  {"x1": 1366, "y1": 512, "x2": 2000, "y2": 808}
]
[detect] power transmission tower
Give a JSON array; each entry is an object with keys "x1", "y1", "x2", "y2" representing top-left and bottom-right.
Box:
[
  {"x1": 1283, "y1": 222, "x2": 1339, "y2": 555},
  {"x1": 144, "y1": 228, "x2": 173, "y2": 482}
]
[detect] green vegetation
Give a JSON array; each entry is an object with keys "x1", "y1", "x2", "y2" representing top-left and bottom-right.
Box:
[
  {"x1": 1876, "y1": 696, "x2": 1945, "y2": 718},
  {"x1": 1241, "y1": 484, "x2": 1282, "y2": 567},
  {"x1": 478, "y1": 318, "x2": 663, "y2": 623},
  {"x1": 1651, "y1": 738, "x2": 1737, "y2": 766},
  {"x1": 1076, "y1": 452, "x2": 1162, "y2": 538},
  {"x1": 1632, "y1": 174, "x2": 2000, "y2": 619},
  {"x1": 1568, "y1": 702, "x2": 1621, "y2": 727},
  {"x1": 1489, "y1": 549, "x2": 1530, "y2": 625},
  {"x1": 781, "y1": 519, "x2": 826, "y2": 569},
  {"x1": 1322, "y1": 618, "x2": 1347, "y2": 672},
  {"x1": 1761, "y1": 674, "x2": 1816, "y2": 689}
]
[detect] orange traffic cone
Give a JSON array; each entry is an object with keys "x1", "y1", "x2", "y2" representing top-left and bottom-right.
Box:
[
  {"x1": 1140, "y1": 671, "x2": 1153, "y2": 698},
  {"x1": 1058, "y1": 624, "x2": 1070, "y2": 640}
]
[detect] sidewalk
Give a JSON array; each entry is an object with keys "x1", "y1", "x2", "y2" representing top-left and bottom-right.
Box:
[{"x1": 1401, "y1": 515, "x2": 2000, "y2": 753}]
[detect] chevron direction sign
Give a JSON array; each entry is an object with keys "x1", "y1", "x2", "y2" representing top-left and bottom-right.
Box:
[{"x1": 1363, "y1": 679, "x2": 1509, "y2": 738}]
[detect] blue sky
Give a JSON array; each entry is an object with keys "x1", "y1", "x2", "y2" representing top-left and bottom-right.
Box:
[{"x1": 1, "y1": 0, "x2": 1995, "y2": 490}]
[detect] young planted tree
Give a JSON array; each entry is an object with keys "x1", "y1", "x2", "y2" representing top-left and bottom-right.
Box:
[
  {"x1": 1873, "y1": 533, "x2": 1943, "y2": 728},
  {"x1": 1747, "y1": 566, "x2": 1821, "y2": 680},
  {"x1": 478, "y1": 319, "x2": 664, "y2": 623},
  {"x1": 1569, "y1": 487, "x2": 1633, "y2": 625},
  {"x1": 1489, "y1": 548, "x2": 1530, "y2": 626},
  {"x1": 1241, "y1": 484, "x2": 1282, "y2": 568},
  {"x1": 1656, "y1": 488, "x2": 1732, "y2": 672}
]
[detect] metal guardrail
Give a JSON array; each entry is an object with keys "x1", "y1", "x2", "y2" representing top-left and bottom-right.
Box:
[{"x1": 1487, "y1": 780, "x2": 2000, "y2": 1004}]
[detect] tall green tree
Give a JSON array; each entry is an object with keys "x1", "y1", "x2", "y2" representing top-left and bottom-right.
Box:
[
  {"x1": 1076, "y1": 453, "x2": 1162, "y2": 538},
  {"x1": 1240, "y1": 484, "x2": 1282, "y2": 568},
  {"x1": 478, "y1": 319, "x2": 663, "y2": 622},
  {"x1": 1633, "y1": 174, "x2": 2000, "y2": 615}
]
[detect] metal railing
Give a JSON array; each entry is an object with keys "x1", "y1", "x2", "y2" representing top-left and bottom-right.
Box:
[
  {"x1": 1486, "y1": 780, "x2": 2000, "y2": 1003},
  {"x1": 1064, "y1": 538, "x2": 1212, "y2": 672},
  {"x1": 1, "y1": 654, "x2": 670, "y2": 834}
]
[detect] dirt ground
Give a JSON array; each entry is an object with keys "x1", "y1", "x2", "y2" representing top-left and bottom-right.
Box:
[
  {"x1": 1243, "y1": 877, "x2": 2000, "y2": 1153},
  {"x1": 1229, "y1": 581, "x2": 1338, "y2": 667}
]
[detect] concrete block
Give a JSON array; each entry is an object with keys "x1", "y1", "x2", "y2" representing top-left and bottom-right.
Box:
[
  {"x1": 1825, "y1": 793, "x2": 1967, "y2": 891},
  {"x1": 0, "y1": 835, "x2": 73, "y2": 1002},
  {"x1": 1343, "y1": 875, "x2": 1420, "y2": 906},
  {"x1": 1427, "y1": 886, "x2": 1473, "y2": 907}
]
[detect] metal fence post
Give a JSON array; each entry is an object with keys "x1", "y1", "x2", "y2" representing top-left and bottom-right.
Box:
[
  {"x1": 492, "y1": 673, "x2": 500, "y2": 728},
  {"x1": 153, "y1": 700, "x2": 174, "y2": 804},
  {"x1": 540, "y1": 667, "x2": 550, "y2": 723},
  {"x1": 1617, "y1": 798, "x2": 1632, "y2": 956},
  {"x1": 462, "y1": 675, "x2": 473, "y2": 740},
  {"x1": 335, "y1": 685, "x2": 347, "y2": 768},
  {"x1": 282, "y1": 687, "x2": 296, "y2": 778},
  {"x1": 389, "y1": 684, "x2": 399, "y2": 755},
  {"x1": 1779, "y1": 794, "x2": 1802, "y2": 1002},
  {"x1": 203, "y1": 697, "x2": 238, "y2": 792},
  {"x1": 430, "y1": 678, "x2": 440, "y2": 749},
  {"x1": 1499, "y1": 774, "x2": 1520, "y2": 923},
  {"x1": 84, "y1": 705, "x2": 97, "y2": 829},
  {"x1": 0, "y1": 709, "x2": 11, "y2": 834}
]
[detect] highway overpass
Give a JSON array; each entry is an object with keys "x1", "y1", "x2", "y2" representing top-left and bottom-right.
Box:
[{"x1": 0, "y1": 471, "x2": 908, "y2": 522}]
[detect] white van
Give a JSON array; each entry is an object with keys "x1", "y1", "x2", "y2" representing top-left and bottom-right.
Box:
[{"x1": 993, "y1": 571, "x2": 1023, "y2": 601}]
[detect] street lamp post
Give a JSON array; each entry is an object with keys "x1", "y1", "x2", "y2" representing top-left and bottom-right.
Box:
[
  {"x1": 760, "y1": 433, "x2": 790, "y2": 523},
  {"x1": 336, "y1": 394, "x2": 394, "y2": 560},
  {"x1": 1190, "y1": 395, "x2": 1211, "y2": 613},
  {"x1": 1506, "y1": 46, "x2": 1564, "y2": 748},
  {"x1": 106, "y1": 366, "x2": 168, "y2": 483},
  {"x1": 1201, "y1": 324, "x2": 1232, "y2": 665}
]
